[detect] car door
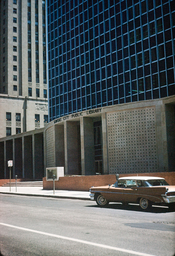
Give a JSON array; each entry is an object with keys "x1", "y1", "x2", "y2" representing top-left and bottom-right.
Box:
[
  {"x1": 122, "y1": 179, "x2": 139, "y2": 203},
  {"x1": 106, "y1": 185, "x2": 124, "y2": 203}
]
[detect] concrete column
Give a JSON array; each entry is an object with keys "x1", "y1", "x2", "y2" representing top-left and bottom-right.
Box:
[
  {"x1": 66, "y1": 121, "x2": 80, "y2": 175},
  {"x1": 64, "y1": 122, "x2": 68, "y2": 175},
  {"x1": 0, "y1": 142, "x2": 5, "y2": 179},
  {"x1": 6, "y1": 140, "x2": 13, "y2": 179},
  {"x1": 80, "y1": 117, "x2": 85, "y2": 175},
  {"x1": 13, "y1": 139, "x2": 15, "y2": 178},
  {"x1": 32, "y1": 134, "x2": 35, "y2": 179},
  {"x1": 34, "y1": 133, "x2": 44, "y2": 179},
  {"x1": 15, "y1": 138, "x2": 22, "y2": 178},
  {"x1": 55, "y1": 125, "x2": 64, "y2": 167},
  {"x1": 80, "y1": 117, "x2": 95, "y2": 175},
  {"x1": 22, "y1": 136, "x2": 25, "y2": 178},
  {"x1": 24, "y1": 135, "x2": 33, "y2": 179},
  {"x1": 102, "y1": 112, "x2": 108, "y2": 174},
  {"x1": 165, "y1": 104, "x2": 175, "y2": 171},
  {"x1": 4, "y1": 141, "x2": 6, "y2": 178},
  {"x1": 43, "y1": 130, "x2": 46, "y2": 177}
]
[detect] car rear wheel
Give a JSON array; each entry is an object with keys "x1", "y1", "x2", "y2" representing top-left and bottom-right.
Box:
[
  {"x1": 139, "y1": 198, "x2": 151, "y2": 210},
  {"x1": 96, "y1": 194, "x2": 108, "y2": 207}
]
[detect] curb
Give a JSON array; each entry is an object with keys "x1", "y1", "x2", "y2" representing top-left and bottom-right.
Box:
[{"x1": 0, "y1": 191, "x2": 90, "y2": 200}]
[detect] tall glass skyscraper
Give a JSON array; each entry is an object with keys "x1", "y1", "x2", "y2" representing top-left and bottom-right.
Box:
[{"x1": 47, "y1": 0, "x2": 175, "y2": 121}]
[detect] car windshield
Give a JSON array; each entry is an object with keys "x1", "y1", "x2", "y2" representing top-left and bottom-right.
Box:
[{"x1": 146, "y1": 179, "x2": 169, "y2": 186}]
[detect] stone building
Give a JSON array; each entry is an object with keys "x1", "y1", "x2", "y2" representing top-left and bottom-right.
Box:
[
  {"x1": 0, "y1": 0, "x2": 48, "y2": 138},
  {"x1": 0, "y1": 96, "x2": 174, "y2": 179}
]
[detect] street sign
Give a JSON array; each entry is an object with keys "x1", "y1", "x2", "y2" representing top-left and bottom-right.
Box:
[{"x1": 8, "y1": 160, "x2": 13, "y2": 167}]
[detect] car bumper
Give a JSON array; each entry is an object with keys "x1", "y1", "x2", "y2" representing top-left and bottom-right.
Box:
[
  {"x1": 163, "y1": 196, "x2": 175, "y2": 204},
  {"x1": 89, "y1": 193, "x2": 94, "y2": 200}
]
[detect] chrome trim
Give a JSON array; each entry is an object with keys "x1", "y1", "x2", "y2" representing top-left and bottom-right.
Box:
[
  {"x1": 89, "y1": 193, "x2": 94, "y2": 200},
  {"x1": 163, "y1": 192, "x2": 175, "y2": 203}
]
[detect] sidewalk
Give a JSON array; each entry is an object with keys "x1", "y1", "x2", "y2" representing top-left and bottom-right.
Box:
[{"x1": 0, "y1": 186, "x2": 90, "y2": 200}]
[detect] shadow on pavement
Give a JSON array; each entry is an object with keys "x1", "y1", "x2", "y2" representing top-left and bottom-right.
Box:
[{"x1": 87, "y1": 202, "x2": 174, "y2": 213}]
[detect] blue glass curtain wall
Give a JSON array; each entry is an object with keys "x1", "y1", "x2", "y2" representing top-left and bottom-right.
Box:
[{"x1": 47, "y1": 0, "x2": 175, "y2": 120}]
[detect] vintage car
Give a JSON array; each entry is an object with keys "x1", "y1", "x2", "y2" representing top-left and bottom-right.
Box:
[{"x1": 89, "y1": 176, "x2": 175, "y2": 210}]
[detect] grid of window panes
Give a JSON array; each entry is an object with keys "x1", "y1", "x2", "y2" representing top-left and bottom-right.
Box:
[
  {"x1": 42, "y1": 0, "x2": 47, "y2": 84},
  {"x1": 47, "y1": 0, "x2": 175, "y2": 120},
  {"x1": 35, "y1": 0, "x2": 39, "y2": 83},
  {"x1": 28, "y1": 0, "x2": 32, "y2": 82}
]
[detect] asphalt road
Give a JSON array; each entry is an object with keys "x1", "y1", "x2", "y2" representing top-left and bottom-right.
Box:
[{"x1": 0, "y1": 194, "x2": 175, "y2": 256}]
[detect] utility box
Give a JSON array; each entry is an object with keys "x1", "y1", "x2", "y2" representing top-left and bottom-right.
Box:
[{"x1": 46, "y1": 167, "x2": 64, "y2": 181}]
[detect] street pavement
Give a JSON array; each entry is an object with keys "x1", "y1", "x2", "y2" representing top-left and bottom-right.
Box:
[
  {"x1": 0, "y1": 186, "x2": 90, "y2": 200},
  {"x1": 1, "y1": 194, "x2": 175, "y2": 256}
]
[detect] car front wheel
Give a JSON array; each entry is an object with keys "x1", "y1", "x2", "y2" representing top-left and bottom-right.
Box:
[
  {"x1": 96, "y1": 194, "x2": 108, "y2": 207},
  {"x1": 139, "y1": 197, "x2": 151, "y2": 210}
]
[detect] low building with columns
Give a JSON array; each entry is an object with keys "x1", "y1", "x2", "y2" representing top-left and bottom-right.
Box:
[{"x1": 0, "y1": 95, "x2": 174, "y2": 180}]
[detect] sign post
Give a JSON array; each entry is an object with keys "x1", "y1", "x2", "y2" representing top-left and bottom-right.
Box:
[
  {"x1": 53, "y1": 174, "x2": 55, "y2": 195},
  {"x1": 15, "y1": 175, "x2": 17, "y2": 192},
  {"x1": 8, "y1": 160, "x2": 13, "y2": 192}
]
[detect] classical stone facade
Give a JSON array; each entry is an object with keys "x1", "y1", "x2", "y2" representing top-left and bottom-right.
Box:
[
  {"x1": 0, "y1": 95, "x2": 48, "y2": 138},
  {"x1": 0, "y1": 0, "x2": 48, "y2": 138},
  {"x1": 0, "y1": 96, "x2": 174, "y2": 180}
]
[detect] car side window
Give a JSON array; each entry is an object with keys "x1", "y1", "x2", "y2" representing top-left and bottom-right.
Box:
[
  {"x1": 137, "y1": 180, "x2": 143, "y2": 187},
  {"x1": 125, "y1": 180, "x2": 137, "y2": 188},
  {"x1": 118, "y1": 180, "x2": 125, "y2": 188}
]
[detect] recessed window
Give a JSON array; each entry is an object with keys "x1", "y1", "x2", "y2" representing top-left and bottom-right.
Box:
[
  {"x1": 13, "y1": 8, "x2": 17, "y2": 14},
  {"x1": 35, "y1": 114, "x2": 40, "y2": 123},
  {"x1": 43, "y1": 89, "x2": 47, "y2": 98},
  {"x1": 13, "y1": 46, "x2": 17, "y2": 52},
  {"x1": 13, "y1": 65, "x2": 17, "y2": 71},
  {"x1": 16, "y1": 113, "x2": 21, "y2": 121},
  {"x1": 13, "y1": 0, "x2": 17, "y2": 4},
  {"x1": 6, "y1": 112, "x2": 11, "y2": 121},
  {"x1": 13, "y1": 55, "x2": 17, "y2": 61},
  {"x1": 16, "y1": 128, "x2": 21, "y2": 134},
  {"x1": 13, "y1": 75, "x2": 17, "y2": 81},
  {"x1": 13, "y1": 36, "x2": 17, "y2": 42},
  {"x1": 6, "y1": 128, "x2": 11, "y2": 136},
  {"x1": 13, "y1": 27, "x2": 17, "y2": 32},
  {"x1": 28, "y1": 87, "x2": 32, "y2": 96},
  {"x1": 44, "y1": 115, "x2": 48, "y2": 123},
  {"x1": 13, "y1": 85, "x2": 17, "y2": 91},
  {"x1": 13, "y1": 17, "x2": 17, "y2": 23},
  {"x1": 36, "y1": 88, "x2": 40, "y2": 97}
]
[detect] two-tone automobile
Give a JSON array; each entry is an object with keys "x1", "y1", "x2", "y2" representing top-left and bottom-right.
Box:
[{"x1": 89, "y1": 176, "x2": 175, "y2": 210}]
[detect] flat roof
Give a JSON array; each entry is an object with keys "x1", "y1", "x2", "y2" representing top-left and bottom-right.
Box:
[{"x1": 119, "y1": 176, "x2": 164, "y2": 181}]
